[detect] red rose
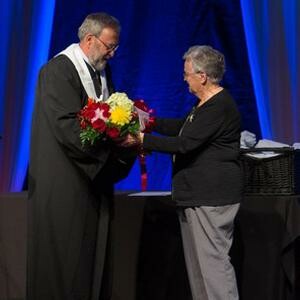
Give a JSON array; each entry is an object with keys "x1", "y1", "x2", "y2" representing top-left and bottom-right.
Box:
[
  {"x1": 134, "y1": 99, "x2": 148, "y2": 112},
  {"x1": 90, "y1": 103, "x2": 98, "y2": 110},
  {"x1": 106, "y1": 127, "x2": 120, "y2": 138},
  {"x1": 81, "y1": 107, "x2": 95, "y2": 120},
  {"x1": 80, "y1": 119, "x2": 87, "y2": 129},
  {"x1": 92, "y1": 119, "x2": 106, "y2": 132},
  {"x1": 98, "y1": 102, "x2": 110, "y2": 111},
  {"x1": 143, "y1": 116, "x2": 156, "y2": 133},
  {"x1": 87, "y1": 97, "x2": 94, "y2": 106},
  {"x1": 98, "y1": 103, "x2": 111, "y2": 118}
]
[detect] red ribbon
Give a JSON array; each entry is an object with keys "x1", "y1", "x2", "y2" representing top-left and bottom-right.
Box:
[
  {"x1": 138, "y1": 152, "x2": 147, "y2": 191},
  {"x1": 134, "y1": 99, "x2": 156, "y2": 191}
]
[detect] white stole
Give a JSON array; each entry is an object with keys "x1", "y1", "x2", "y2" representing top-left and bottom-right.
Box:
[{"x1": 57, "y1": 43, "x2": 109, "y2": 101}]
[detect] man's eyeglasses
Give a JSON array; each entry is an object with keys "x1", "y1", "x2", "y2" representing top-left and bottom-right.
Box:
[
  {"x1": 183, "y1": 71, "x2": 203, "y2": 78},
  {"x1": 93, "y1": 35, "x2": 119, "y2": 52}
]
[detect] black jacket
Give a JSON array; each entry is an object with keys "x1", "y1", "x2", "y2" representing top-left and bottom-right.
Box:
[
  {"x1": 27, "y1": 55, "x2": 134, "y2": 300},
  {"x1": 143, "y1": 89, "x2": 243, "y2": 206}
]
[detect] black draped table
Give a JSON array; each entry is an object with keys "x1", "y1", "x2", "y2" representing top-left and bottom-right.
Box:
[
  {"x1": 132, "y1": 193, "x2": 300, "y2": 300},
  {"x1": 0, "y1": 192, "x2": 300, "y2": 300},
  {"x1": 231, "y1": 195, "x2": 300, "y2": 300}
]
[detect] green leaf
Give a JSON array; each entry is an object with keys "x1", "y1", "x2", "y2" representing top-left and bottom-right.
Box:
[{"x1": 80, "y1": 127, "x2": 101, "y2": 146}]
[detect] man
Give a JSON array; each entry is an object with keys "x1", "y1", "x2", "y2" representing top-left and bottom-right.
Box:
[{"x1": 27, "y1": 13, "x2": 135, "y2": 300}]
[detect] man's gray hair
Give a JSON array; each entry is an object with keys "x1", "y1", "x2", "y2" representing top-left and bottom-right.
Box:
[
  {"x1": 78, "y1": 12, "x2": 121, "y2": 40},
  {"x1": 183, "y1": 45, "x2": 225, "y2": 84}
]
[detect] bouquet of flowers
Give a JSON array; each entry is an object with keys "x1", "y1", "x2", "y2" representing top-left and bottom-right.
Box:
[{"x1": 78, "y1": 92, "x2": 154, "y2": 146}]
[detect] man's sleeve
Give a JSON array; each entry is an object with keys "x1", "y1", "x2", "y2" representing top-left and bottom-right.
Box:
[{"x1": 38, "y1": 57, "x2": 110, "y2": 179}]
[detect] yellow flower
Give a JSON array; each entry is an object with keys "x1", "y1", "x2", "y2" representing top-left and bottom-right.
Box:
[{"x1": 110, "y1": 106, "x2": 132, "y2": 126}]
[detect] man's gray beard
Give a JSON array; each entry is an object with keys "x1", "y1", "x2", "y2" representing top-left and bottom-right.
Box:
[{"x1": 89, "y1": 56, "x2": 107, "y2": 71}]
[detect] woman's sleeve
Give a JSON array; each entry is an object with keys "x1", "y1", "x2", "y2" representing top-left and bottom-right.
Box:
[
  {"x1": 153, "y1": 117, "x2": 185, "y2": 136},
  {"x1": 143, "y1": 103, "x2": 225, "y2": 154}
]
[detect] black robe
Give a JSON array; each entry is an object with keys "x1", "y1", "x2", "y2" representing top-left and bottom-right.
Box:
[{"x1": 27, "y1": 55, "x2": 134, "y2": 300}]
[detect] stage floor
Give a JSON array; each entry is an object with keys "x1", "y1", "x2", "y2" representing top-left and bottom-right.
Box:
[{"x1": 1, "y1": 192, "x2": 300, "y2": 300}]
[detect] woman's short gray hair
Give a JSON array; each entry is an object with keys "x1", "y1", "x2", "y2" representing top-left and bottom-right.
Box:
[
  {"x1": 78, "y1": 12, "x2": 121, "y2": 40},
  {"x1": 183, "y1": 45, "x2": 225, "y2": 84}
]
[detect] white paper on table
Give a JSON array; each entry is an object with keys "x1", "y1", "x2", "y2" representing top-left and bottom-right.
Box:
[
  {"x1": 244, "y1": 152, "x2": 282, "y2": 159},
  {"x1": 255, "y1": 139, "x2": 290, "y2": 148},
  {"x1": 245, "y1": 139, "x2": 291, "y2": 159},
  {"x1": 240, "y1": 130, "x2": 257, "y2": 148},
  {"x1": 128, "y1": 191, "x2": 171, "y2": 197},
  {"x1": 293, "y1": 143, "x2": 300, "y2": 149}
]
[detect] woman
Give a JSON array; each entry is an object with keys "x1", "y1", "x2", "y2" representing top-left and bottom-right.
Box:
[{"x1": 139, "y1": 45, "x2": 243, "y2": 300}]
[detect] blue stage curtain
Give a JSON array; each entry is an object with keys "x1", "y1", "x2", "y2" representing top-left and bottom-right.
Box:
[
  {"x1": 241, "y1": 0, "x2": 300, "y2": 144},
  {"x1": 1, "y1": 0, "x2": 262, "y2": 192},
  {"x1": 0, "y1": 0, "x2": 55, "y2": 192}
]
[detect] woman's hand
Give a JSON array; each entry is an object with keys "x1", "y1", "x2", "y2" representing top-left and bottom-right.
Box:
[{"x1": 116, "y1": 133, "x2": 143, "y2": 148}]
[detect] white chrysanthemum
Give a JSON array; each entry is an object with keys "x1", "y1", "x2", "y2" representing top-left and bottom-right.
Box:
[{"x1": 105, "y1": 92, "x2": 133, "y2": 112}]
